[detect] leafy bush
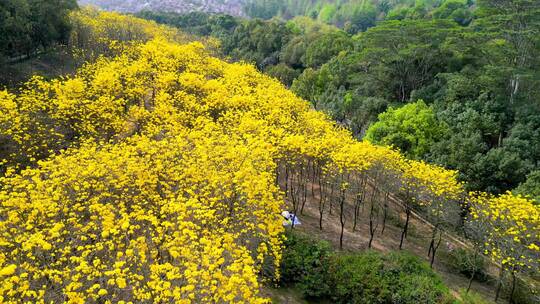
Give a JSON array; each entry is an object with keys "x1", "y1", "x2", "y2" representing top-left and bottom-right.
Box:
[
  {"x1": 328, "y1": 252, "x2": 390, "y2": 303},
  {"x1": 327, "y1": 251, "x2": 449, "y2": 303},
  {"x1": 280, "y1": 232, "x2": 451, "y2": 303},
  {"x1": 279, "y1": 231, "x2": 332, "y2": 297},
  {"x1": 383, "y1": 252, "x2": 449, "y2": 304}
]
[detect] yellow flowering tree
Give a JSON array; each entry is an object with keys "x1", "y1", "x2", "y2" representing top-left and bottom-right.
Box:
[{"x1": 469, "y1": 192, "x2": 540, "y2": 302}]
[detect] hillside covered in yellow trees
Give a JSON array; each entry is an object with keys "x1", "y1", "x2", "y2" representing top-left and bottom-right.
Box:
[{"x1": 0, "y1": 6, "x2": 539, "y2": 304}]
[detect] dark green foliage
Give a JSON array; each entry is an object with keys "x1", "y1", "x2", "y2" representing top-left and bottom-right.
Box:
[
  {"x1": 328, "y1": 252, "x2": 390, "y2": 303},
  {"x1": 223, "y1": 19, "x2": 293, "y2": 68},
  {"x1": 136, "y1": 11, "x2": 239, "y2": 37},
  {"x1": 280, "y1": 232, "x2": 451, "y2": 303},
  {"x1": 279, "y1": 232, "x2": 332, "y2": 297},
  {"x1": 432, "y1": 0, "x2": 472, "y2": 25},
  {"x1": 326, "y1": 251, "x2": 450, "y2": 303},
  {"x1": 302, "y1": 31, "x2": 352, "y2": 68},
  {"x1": 379, "y1": 251, "x2": 450, "y2": 304},
  {"x1": 265, "y1": 63, "x2": 300, "y2": 86},
  {"x1": 514, "y1": 171, "x2": 540, "y2": 205},
  {"x1": 0, "y1": 0, "x2": 77, "y2": 58}
]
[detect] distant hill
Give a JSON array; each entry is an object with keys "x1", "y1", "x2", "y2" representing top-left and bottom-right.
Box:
[{"x1": 78, "y1": 0, "x2": 247, "y2": 16}]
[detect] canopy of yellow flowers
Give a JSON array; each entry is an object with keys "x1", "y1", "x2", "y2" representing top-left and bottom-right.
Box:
[{"x1": 0, "y1": 11, "x2": 538, "y2": 303}]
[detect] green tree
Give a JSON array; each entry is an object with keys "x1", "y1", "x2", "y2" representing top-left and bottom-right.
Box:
[
  {"x1": 514, "y1": 170, "x2": 540, "y2": 204},
  {"x1": 222, "y1": 18, "x2": 293, "y2": 69},
  {"x1": 0, "y1": 0, "x2": 77, "y2": 58},
  {"x1": 265, "y1": 63, "x2": 300, "y2": 87},
  {"x1": 353, "y1": 19, "x2": 460, "y2": 102},
  {"x1": 291, "y1": 68, "x2": 324, "y2": 109},
  {"x1": 302, "y1": 31, "x2": 352, "y2": 68},
  {"x1": 365, "y1": 100, "x2": 449, "y2": 159}
]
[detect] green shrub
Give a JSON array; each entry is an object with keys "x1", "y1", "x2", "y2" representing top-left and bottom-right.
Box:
[
  {"x1": 383, "y1": 251, "x2": 449, "y2": 304},
  {"x1": 279, "y1": 231, "x2": 332, "y2": 297},
  {"x1": 328, "y1": 251, "x2": 449, "y2": 304},
  {"x1": 328, "y1": 252, "x2": 390, "y2": 303},
  {"x1": 445, "y1": 248, "x2": 487, "y2": 282},
  {"x1": 281, "y1": 232, "x2": 452, "y2": 303}
]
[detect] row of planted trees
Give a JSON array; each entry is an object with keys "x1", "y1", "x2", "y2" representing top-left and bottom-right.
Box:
[{"x1": 276, "y1": 120, "x2": 539, "y2": 303}]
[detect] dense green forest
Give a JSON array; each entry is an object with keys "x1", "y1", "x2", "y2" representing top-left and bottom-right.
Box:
[
  {"x1": 0, "y1": 0, "x2": 77, "y2": 59},
  {"x1": 243, "y1": 0, "x2": 474, "y2": 31},
  {"x1": 139, "y1": 0, "x2": 540, "y2": 198}
]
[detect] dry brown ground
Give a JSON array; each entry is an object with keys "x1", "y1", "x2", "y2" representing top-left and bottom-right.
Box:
[{"x1": 274, "y1": 178, "x2": 504, "y2": 303}]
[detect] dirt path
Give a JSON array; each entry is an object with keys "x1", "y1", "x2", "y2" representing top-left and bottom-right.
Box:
[{"x1": 282, "y1": 179, "x2": 502, "y2": 303}]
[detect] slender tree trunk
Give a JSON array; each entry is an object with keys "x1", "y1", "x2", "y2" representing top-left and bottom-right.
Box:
[
  {"x1": 428, "y1": 224, "x2": 439, "y2": 258},
  {"x1": 430, "y1": 231, "x2": 442, "y2": 268},
  {"x1": 467, "y1": 271, "x2": 475, "y2": 294},
  {"x1": 353, "y1": 193, "x2": 361, "y2": 231},
  {"x1": 381, "y1": 192, "x2": 389, "y2": 235},
  {"x1": 509, "y1": 271, "x2": 517, "y2": 304},
  {"x1": 290, "y1": 168, "x2": 300, "y2": 230},
  {"x1": 318, "y1": 170, "x2": 325, "y2": 230},
  {"x1": 368, "y1": 200, "x2": 378, "y2": 249},
  {"x1": 275, "y1": 164, "x2": 280, "y2": 188},
  {"x1": 319, "y1": 200, "x2": 325, "y2": 230},
  {"x1": 311, "y1": 161, "x2": 316, "y2": 197},
  {"x1": 495, "y1": 267, "x2": 505, "y2": 302},
  {"x1": 353, "y1": 177, "x2": 366, "y2": 231},
  {"x1": 466, "y1": 248, "x2": 479, "y2": 294},
  {"x1": 301, "y1": 181, "x2": 307, "y2": 213},
  {"x1": 329, "y1": 181, "x2": 335, "y2": 215},
  {"x1": 339, "y1": 187, "x2": 346, "y2": 250},
  {"x1": 284, "y1": 165, "x2": 289, "y2": 196},
  {"x1": 399, "y1": 208, "x2": 411, "y2": 250},
  {"x1": 290, "y1": 190, "x2": 297, "y2": 229},
  {"x1": 300, "y1": 164, "x2": 308, "y2": 215}
]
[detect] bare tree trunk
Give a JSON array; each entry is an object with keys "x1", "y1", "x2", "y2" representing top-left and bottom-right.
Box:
[
  {"x1": 339, "y1": 186, "x2": 346, "y2": 250},
  {"x1": 368, "y1": 199, "x2": 379, "y2": 249},
  {"x1": 318, "y1": 170, "x2": 325, "y2": 230},
  {"x1": 430, "y1": 231, "x2": 442, "y2": 268},
  {"x1": 381, "y1": 192, "x2": 389, "y2": 235},
  {"x1": 284, "y1": 165, "x2": 289, "y2": 197},
  {"x1": 300, "y1": 165, "x2": 308, "y2": 215},
  {"x1": 353, "y1": 193, "x2": 360, "y2": 231},
  {"x1": 290, "y1": 168, "x2": 299, "y2": 230},
  {"x1": 466, "y1": 248, "x2": 479, "y2": 294},
  {"x1": 399, "y1": 208, "x2": 411, "y2": 250},
  {"x1": 275, "y1": 164, "x2": 280, "y2": 188},
  {"x1": 428, "y1": 224, "x2": 439, "y2": 258},
  {"x1": 353, "y1": 176, "x2": 367, "y2": 231},
  {"x1": 509, "y1": 270, "x2": 517, "y2": 304},
  {"x1": 311, "y1": 161, "x2": 316, "y2": 197},
  {"x1": 495, "y1": 267, "x2": 505, "y2": 302},
  {"x1": 329, "y1": 181, "x2": 335, "y2": 215}
]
